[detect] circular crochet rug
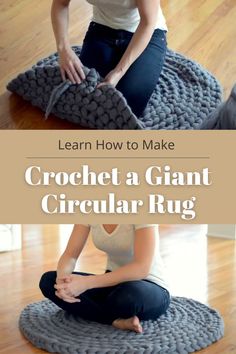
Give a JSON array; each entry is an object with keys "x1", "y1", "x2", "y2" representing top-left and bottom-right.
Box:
[
  {"x1": 8, "y1": 47, "x2": 222, "y2": 130},
  {"x1": 19, "y1": 297, "x2": 224, "y2": 354}
]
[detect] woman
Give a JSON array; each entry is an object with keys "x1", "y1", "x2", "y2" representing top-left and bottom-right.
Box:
[
  {"x1": 51, "y1": 0, "x2": 167, "y2": 117},
  {"x1": 40, "y1": 224, "x2": 170, "y2": 333}
]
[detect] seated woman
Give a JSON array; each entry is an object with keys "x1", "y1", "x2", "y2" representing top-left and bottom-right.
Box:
[
  {"x1": 40, "y1": 224, "x2": 170, "y2": 333},
  {"x1": 51, "y1": 0, "x2": 167, "y2": 117}
]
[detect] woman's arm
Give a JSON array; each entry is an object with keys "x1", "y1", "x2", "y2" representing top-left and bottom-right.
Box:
[
  {"x1": 55, "y1": 224, "x2": 90, "y2": 302},
  {"x1": 56, "y1": 226, "x2": 156, "y2": 299},
  {"x1": 51, "y1": 0, "x2": 85, "y2": 83},
  {"x1": 99, "y1": 0, "x2": 160, "y2": 87},
  {"x1": 56, "y1": 224, "x2": 90, "y2": 281}
]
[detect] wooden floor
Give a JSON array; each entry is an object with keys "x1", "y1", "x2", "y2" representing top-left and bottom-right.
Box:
[
  {"x1": 0, "y1": 224, "x2": 235, "y2": 353},
  {"x1": 0, "y1": 0, "x2": 236, "y2": 129}
]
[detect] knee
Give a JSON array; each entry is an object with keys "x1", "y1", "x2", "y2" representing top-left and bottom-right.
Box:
[
  {"x1": 116, "y1": 82, "x2": 147, "y2": 117},
  {"x1": 39, "y1": 271, "x2": 57, "y2": 298},
  {"x1": 117, "y1": 82, "x2": 137, "y2": 103},
  {"x1": 108, "y1": 282, "x2": 144, "y2": 312}
]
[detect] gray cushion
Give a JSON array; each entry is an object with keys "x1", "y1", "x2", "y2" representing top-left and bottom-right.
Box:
[
  {"x1": 19, "y1": 297, "x2": 224, "y2": 354},
  {"x1": 7, "y1": 47, "x2": 222, "y2": 130}
]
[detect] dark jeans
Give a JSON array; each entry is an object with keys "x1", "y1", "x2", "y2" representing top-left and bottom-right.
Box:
[
  {"x1": 80, "y1": 22, "x2": 167, "y2": 117},
  {"x1": 39, "y1": 271, "x2": 170, "y2": 325}
]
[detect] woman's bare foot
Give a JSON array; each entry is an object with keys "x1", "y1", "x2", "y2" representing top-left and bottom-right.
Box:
[{"x1": 112, "y1": 316, "x2": 143, "y2": 333}]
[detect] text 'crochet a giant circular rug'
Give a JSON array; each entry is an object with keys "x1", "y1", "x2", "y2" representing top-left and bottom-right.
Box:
[
  {"x1": 7, "y1": 47, "x2": 222, "y2": 130},
  {"x1": 19, "y1": 297, "x2": 224, "y2": 354}
]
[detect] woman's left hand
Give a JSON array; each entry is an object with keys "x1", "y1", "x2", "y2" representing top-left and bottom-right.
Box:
[
  {"x1": 97, "y1": 69, "x2": 123, "y2": 88},
  {"x1": 54, "y1": 274, "x2": 90, "y2": 300}
]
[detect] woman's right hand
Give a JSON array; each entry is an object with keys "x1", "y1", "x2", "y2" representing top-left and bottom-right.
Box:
[{"x1": 58, "y1": 46, "x2": 86, "y2": 84}]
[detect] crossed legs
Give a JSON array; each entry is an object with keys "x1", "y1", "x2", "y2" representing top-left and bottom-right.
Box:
[{"x1": 39, "y1": 271, "x2": 170, "y2": 332}]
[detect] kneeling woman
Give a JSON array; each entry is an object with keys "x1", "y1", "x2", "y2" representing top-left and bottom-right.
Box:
[
  {"x1": 40, "y1": 224, "x2": 170, "y2": 333},
  {"x1": 51, "y1": 0, "x2": 167, "y2": 117}
]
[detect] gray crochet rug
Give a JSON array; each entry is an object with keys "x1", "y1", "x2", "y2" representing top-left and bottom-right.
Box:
[
  {"x1": 19, "y1": 297, "x2": 224, "y2": 354},
  {"x1": 7, "y1": 47, "x2": 222, "y2": 130}
]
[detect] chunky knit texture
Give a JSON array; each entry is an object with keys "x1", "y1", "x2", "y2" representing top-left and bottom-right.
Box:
[
  {"x1": 7, "y1": 47, "x2": 222, "y2": 130},
  {"x1": 19, "y1": 297, "x2": 224, "y2": 354}
]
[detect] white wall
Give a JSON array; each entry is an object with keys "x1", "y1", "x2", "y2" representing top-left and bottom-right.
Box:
[
  {"x1": 207, "y1": 225, "x2": 236, "y2": 239},
  {"x1": 0, "y1": 225, "x2": 22, "y2": 251}
]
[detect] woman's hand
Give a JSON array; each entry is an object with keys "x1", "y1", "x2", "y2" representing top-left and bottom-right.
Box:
[
  {"x1": 54, "y1": 274, "x2": 90, "y2": 302},
  {"x1": 97, "y1": 69, "x2": 123, "y2": 88},
  {"x1": 58, "y1": 46, "x2": 86, "y2": 84},
  {"x1": 56, "y1": 276, "x2": 67, "y2": 285},
  {"x1": 55, "y1": 276, "x2": 79, "y2": 303},
  {"x1": 51, "y1": 1, "x2": 85, "y2": 84}
]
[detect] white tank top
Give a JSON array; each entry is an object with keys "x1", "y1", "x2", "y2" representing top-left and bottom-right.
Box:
[{"x1": 86, "y1": 0, "x2": 167, "y2": 33}]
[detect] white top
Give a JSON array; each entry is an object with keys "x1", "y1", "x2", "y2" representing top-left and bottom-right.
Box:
[
  {"x1": 86, "y1": 0, "x2": 167, "y2": 33},
  {"x1": 82, "y1": 224, "x2": 169, "y2": 290}
]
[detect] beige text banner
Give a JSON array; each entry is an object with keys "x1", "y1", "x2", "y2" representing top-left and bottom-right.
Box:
[{"x1": 0, "y1": 130, "x2": 235, "y2": 223}]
